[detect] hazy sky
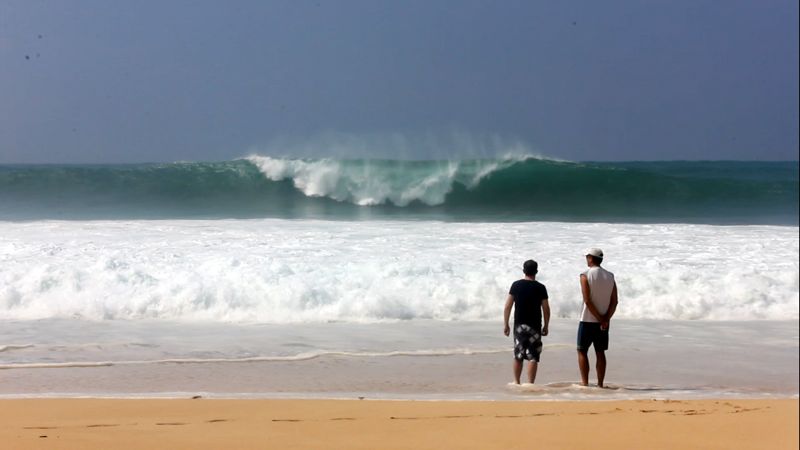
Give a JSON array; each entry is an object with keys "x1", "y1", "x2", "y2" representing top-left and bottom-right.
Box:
[{"x1": 1, "y1": 0, "x2": 797, "y2": 163}]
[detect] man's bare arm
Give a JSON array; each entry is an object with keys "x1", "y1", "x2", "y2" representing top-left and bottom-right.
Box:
[
  {"x1": 503, "y1": 294, "x2": 514, "y2": 336},
  {"x1": 541, "y1": 298, "x2": 550, "y2": 336},
  {"x1": 580, "y1": 274, "x2": 604, "y2": 321},
  {"x1": 606, "y1": 283, "x2": 618, "y2": 321}
]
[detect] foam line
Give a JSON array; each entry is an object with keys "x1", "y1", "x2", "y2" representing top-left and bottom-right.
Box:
[
  {"x1": 0, "y1": 348, "x2": 507, "y2": 370},
  {"x1": 0, "y1": 344, "x2": 35, "y2": 353}
]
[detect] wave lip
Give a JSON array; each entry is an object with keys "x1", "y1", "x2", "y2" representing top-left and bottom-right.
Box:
[{"x1": 246, "y1": 155, "x2": 531, "y2": 207}]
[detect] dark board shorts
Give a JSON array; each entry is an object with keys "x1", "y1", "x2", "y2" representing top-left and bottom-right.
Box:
[{"x1": 577, "y1": 321, "x2": 609, "y2": 352}]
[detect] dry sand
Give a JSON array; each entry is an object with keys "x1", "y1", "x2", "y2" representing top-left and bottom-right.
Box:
[{"x1": 0, "y1": 398, "x2": 796, "y2": 449}]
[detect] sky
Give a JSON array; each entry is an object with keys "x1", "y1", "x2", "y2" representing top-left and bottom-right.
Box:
[{"x1": 0, "y1": 0, "x2": 797, "y2": 163}]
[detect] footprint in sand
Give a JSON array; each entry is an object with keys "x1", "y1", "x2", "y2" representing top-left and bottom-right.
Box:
[
  {"x1": 731, "y1": 408, "x2": 762, "y2": 413},
  {"x1": 494, "y1": 413, "x2": 554, "y2": 418}
]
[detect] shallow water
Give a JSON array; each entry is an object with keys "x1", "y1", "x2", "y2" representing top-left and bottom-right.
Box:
[{"x1": 0, "y1": 319, "x2": 796, "y2": 400}]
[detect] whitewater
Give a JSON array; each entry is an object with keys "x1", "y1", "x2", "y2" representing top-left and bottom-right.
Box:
[{"x1": 1, "y1": 219, "x2": 797, "y2": 322}]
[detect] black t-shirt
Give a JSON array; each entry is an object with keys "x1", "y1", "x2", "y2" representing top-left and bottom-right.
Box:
[{"x1": 509, "y1": 279, "x2": 548, "y2": 330}]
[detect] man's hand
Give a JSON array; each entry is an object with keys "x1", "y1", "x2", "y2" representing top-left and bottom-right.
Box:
[
  {"x1": 541, "y1": 325, "x2": 549, "y2": 336},
  {"x1": 504, "y1": 324, "x2": 510, "y2": 336},
  {"x1": 600, "y1": 320, "x2": 610, "y2": 331}
]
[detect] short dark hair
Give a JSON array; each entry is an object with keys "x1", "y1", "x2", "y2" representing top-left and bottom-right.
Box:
[
  {"x1": 523, "y1": 259, "x2": 538, "y2": 276},
  {"x1": 588, "y1": 255, "x2": 603, "y2": 265}
]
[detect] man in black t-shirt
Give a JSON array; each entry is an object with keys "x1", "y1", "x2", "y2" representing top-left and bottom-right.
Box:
[{"x1": 503, "y1": 259, "x2": 551, "y2": 384}]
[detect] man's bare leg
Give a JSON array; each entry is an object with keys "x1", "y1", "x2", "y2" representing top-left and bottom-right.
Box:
[
  {"x1": 527, "y1": 361, "x2": 538, "y2": 384},
  {"x1": 595, "y1": 350, "x2": 607, "y2": 388},
  {"x1": 513, "y1": 359, "x2": 523, "y2": 384},
  {"x1": 577, "y1": 350, "x2": 590, "y2": 386}
]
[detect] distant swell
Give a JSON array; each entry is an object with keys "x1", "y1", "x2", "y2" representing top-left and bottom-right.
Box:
[{"x1": 0, "y1": 158, "x2": 797, "y2": 223}]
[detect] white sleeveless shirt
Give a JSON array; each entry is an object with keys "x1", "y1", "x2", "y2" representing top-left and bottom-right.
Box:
[{"x1": 580, "y1": 266, "x2": 615, "y2": 322}]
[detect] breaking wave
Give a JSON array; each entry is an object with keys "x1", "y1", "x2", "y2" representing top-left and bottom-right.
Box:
[{"x1": 0, "y1": 157, "x2": 797, "y2": 223}]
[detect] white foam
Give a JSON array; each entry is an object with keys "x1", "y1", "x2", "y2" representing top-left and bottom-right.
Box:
[
  {"x1": 0, "y1": 220, "x2": 797, "y2": 322},
  {"x1": 0, "y1": 344, "x2": 34, "y2": 353}
]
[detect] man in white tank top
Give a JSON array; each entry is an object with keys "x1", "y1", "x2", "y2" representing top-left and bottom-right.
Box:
[{"x1": 577, "y1": 248, "x2": 618, "y2": 388}]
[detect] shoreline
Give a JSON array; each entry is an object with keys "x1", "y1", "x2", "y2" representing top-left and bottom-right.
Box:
[
  {"x1": 1, "y1": 398, "x2": 796, "y2": 449},
  {"x1": 0, "y1": 390, "x2": 797, "y2": 402},
  {"x1": 2, "y1": 320, "x2": 796, "y2": 402}
]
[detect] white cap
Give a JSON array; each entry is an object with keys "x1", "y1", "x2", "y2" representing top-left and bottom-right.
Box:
[{"x1": 585, "y1": 248, "x2": 604, "y2": 258}]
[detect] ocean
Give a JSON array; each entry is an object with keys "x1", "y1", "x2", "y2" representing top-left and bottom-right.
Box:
[
  {"x1": 0, "y1": 157, "x2": 797, "y2": 400},
  {"x1": 1, "y1": 157, "x2": 797, "y2": 223}
]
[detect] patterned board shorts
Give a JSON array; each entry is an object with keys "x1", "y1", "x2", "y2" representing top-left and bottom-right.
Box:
[{"x1": 513, "y1": 324, "x2": 543, "y2": 362}]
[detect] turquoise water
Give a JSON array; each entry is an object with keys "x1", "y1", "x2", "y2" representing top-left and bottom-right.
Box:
[{"x1": 1, "y1": 158, "x2": 797, "y2": 223}]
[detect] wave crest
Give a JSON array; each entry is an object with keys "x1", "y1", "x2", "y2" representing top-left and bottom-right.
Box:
[{"x1": 246, "y1": 155, "x2": 530, "y2": 206}]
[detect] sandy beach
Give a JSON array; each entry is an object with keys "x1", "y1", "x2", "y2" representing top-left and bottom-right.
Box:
[{"x1": 1, "y1": 398, "x2": 796, "y2": 449}]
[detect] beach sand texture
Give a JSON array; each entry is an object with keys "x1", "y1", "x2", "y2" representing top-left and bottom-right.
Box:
[{"x1": 1, "y1": 398, "x2": 796, "y2": 449}]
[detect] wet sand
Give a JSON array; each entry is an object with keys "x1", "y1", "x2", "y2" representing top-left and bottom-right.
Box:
[{"x1": 1, "y1": 398, "x2": 796, "y2": 449}]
